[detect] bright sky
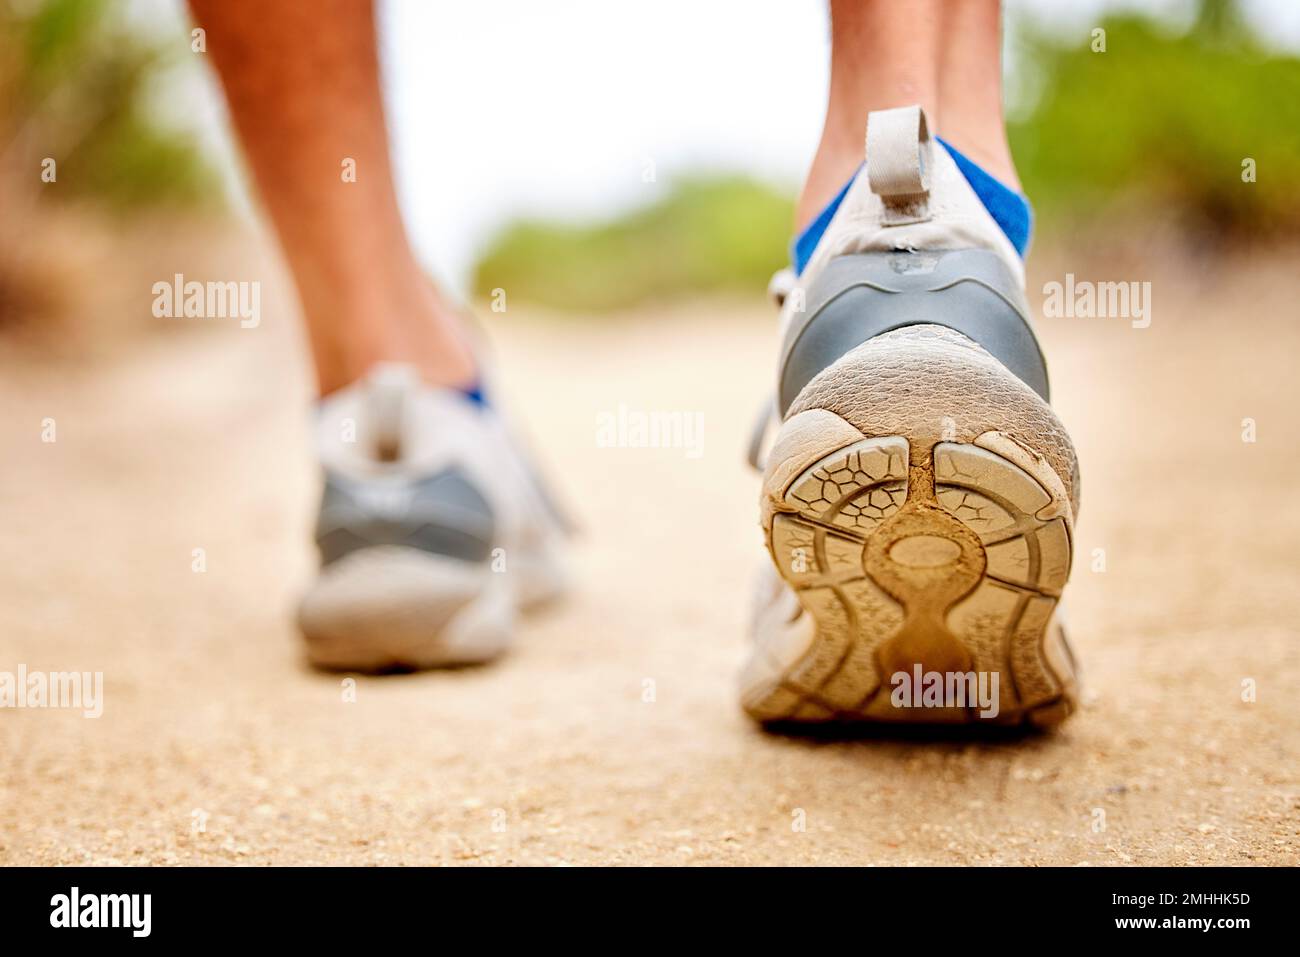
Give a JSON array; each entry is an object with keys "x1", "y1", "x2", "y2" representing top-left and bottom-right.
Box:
[
  {"x1": 379, "y1": 0, "x2": 825, "y2": 289},
  {"x1": 174, "y1": 0, "x2": 1300, "y2": 294}
]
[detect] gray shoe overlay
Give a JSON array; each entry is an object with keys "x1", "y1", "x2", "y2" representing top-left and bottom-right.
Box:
[
  {"x1": 315, "y1": 467, "x2": 496, "y2": 567},
  {"x1": 778, "y1": 248, "x2": 1050, "y2": 416}
]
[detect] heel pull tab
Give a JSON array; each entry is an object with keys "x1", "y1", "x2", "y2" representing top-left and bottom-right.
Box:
[
  {"x1": 866, "y1": 105, "x2": 933, "y2": 226},
  {"x1": 365, "y1": 363, "x2": 418, "y2": 462}
]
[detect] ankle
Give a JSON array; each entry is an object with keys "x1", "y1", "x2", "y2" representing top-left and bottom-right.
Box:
[
  {"x1": 935, "y1": 130, "x2": 1020, "y2": 193},
  {"x1": 797, "y1": 115, "x2": 1022, "y2": 237},
  {"x1": 306, "y1": 280, "x2": 478, "y2": 397},
  {"x1": 798, "y1": 137, "x2": 865, "y2": 233},
  {"x1": 315, "y1": 334, "x2": 477, "y2": 397}
]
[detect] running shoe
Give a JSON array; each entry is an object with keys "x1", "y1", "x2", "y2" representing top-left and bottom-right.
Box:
[
  {"x1": 743, "y1": 106, "x2": 1080, "y2": 727},
  {"x1": 298, "y1": 363, "x2": 568, "y2": 670}
]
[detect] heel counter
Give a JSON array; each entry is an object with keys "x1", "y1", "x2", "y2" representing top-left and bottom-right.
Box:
[{"x1": 778, "y1": 249, "x2": 1048, "y2": 415}]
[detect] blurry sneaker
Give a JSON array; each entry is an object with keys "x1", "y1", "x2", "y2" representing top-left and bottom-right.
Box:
[
  {"x1": 743, "y1": 106, "x2": 1080, "y2": 728},
  {"x1": 298, "y1": 363, "x2": 568, "y2": 670}
]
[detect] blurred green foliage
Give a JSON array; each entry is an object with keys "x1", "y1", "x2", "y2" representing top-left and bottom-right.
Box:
[
  {"x1": 1, "y1": 0, "x2": 217, "y2": 208},
  {"x1": 473, "y1": 175, "x2": 793, "y2": 312},
  {"x1": 5, "y1": 0, "x2": 1295, "y2": 310},
  {"x1": 476, "y1": 0, "x2": 1300, "y2": 309},
  {"x1": 1009, "y1": 0, "x2": 1300, "y2": 238}
]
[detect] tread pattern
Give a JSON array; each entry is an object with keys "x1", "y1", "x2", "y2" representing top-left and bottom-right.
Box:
[{"x1": 745, "y1": 428, "x2": 1076, "y2": 726}]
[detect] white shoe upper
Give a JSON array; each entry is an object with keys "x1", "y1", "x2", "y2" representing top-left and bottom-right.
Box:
[
  {"x1": 312, "y1": 363, "x2": 569, "y2": 610},
  {"x1": 777, "y1": 106, "x2": 1024, "y2": 343},
  {"x1": 753, "y1": 106, "x2": 1030, "y2": 470}
]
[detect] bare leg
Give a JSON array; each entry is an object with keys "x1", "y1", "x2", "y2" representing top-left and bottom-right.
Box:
[
  {"x1": 936, "y1": 0, "x2": 1019, "y2": 190},
  {"x1": 189, "y1": 0, "x2": 475, "y2": 395},
  {"x1": 798, "y1": 0, "x2": 1017, "y2": 231}
]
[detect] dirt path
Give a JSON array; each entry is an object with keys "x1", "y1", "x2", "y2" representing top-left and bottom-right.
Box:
[{"x1": 1, "y1": 235, "x2": 1296, "y2": 865}]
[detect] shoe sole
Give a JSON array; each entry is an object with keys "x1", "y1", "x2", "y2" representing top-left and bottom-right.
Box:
[
  {"x1": 298, "y1": 547, "x2": 513, "y2": 671},
  {"x1": 744, "y1": 328, "x2": 1079, "y2": 727}
]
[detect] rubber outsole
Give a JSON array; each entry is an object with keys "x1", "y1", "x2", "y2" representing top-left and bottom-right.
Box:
[
  {"x1": 744, "y1": 415, "x2": 1078, "y2": 728},
  {"x1": 298, "y1": 547, "x2": 513, "y2": 671}
]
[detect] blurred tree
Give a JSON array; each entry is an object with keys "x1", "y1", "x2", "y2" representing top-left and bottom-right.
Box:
[
  {"x1": 0, "y1": 0, "x2": 217, "y2": 209},
  {"x1": 472, "y1": 175, "x2": 793, "y2": 312},
  {"x1": 0, "y1": 0, "x2": 218, "y2": 324},
  {"x1": 477, "y1": 0, "x2": 1300, "y2": 310},
  {"x1": 1008, "y1": 0, "x2": 1300, "y2": 239}
]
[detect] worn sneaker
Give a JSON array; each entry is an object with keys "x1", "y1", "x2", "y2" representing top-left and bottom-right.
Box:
[
  {"x1": 298, "y1": 363, "x2": 568, "y2": 670},
  {"x1": 743, "y1": 106, "x2": 1080, "y2": 727}
]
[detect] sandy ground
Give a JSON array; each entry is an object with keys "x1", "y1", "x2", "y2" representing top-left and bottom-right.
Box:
[{"x1": 0, "y1": 225, "x2": 1297, "y2": 866}]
